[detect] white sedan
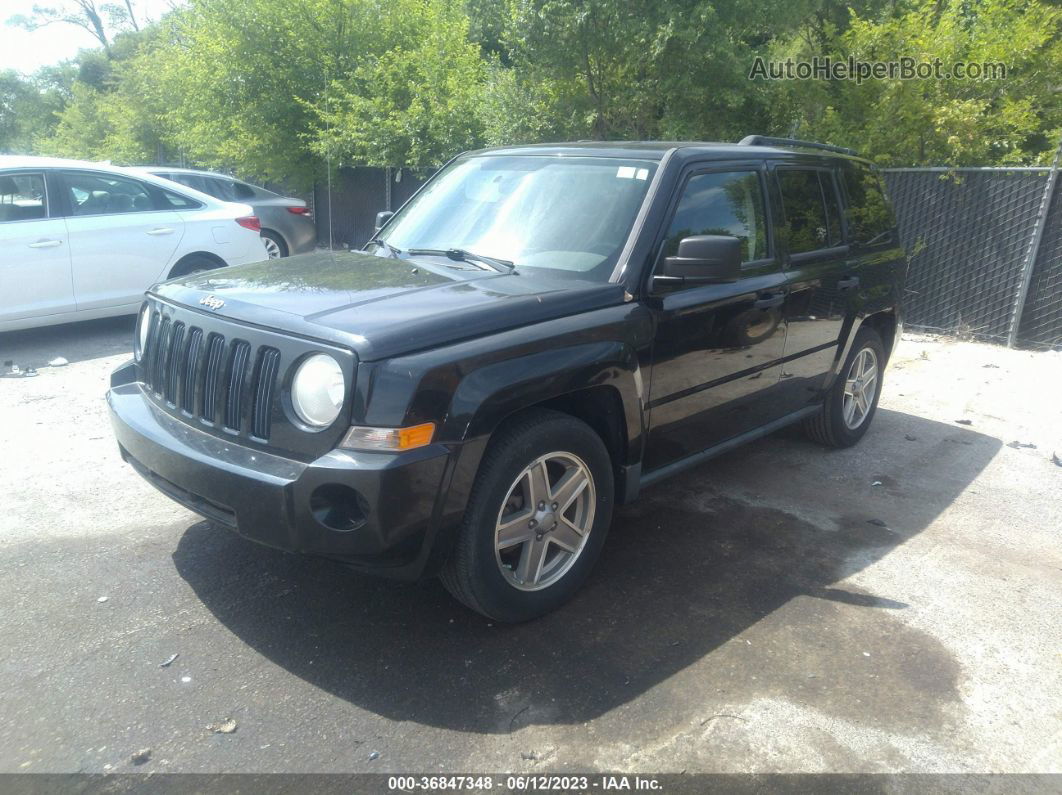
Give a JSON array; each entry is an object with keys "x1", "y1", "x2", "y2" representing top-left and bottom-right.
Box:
[{"x1": 0, "y1": 156, "x2": 269, "y2": 332}]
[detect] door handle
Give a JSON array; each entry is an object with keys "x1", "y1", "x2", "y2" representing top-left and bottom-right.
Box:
[
  {"x1": 753, "y1": 292, "x2": 785, "y2": 310},
  {"x1": 838, "y1": 276, "x2": 860, "y2": 290},
  {"x1": 28, "y1": 239, "x2": 62, "y2": 248},
  {"x1": 146, "y1": 227, "x2": 175, "y2": 236}
]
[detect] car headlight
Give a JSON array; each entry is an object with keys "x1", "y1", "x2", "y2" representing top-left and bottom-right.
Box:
[
  {"x1": 135, "y1": 305, "x2": 151, "y2": 361},
  {"x1": 291, "y1": 354, "x2": 345, "y2": 427}
]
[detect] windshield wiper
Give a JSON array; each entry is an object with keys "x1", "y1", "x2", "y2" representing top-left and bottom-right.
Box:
[{"x1": 406, "y1": 248, "x2": 516, "y2": 273}]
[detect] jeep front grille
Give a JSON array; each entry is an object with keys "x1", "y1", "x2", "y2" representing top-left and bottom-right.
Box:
[{"x1": 142, "y1": 310, "x2": 280, "y2": 441}]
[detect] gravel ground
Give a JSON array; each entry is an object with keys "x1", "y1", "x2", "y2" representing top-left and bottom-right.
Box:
[{"x1": 0, "y1": 318, "x2": 1060, "y2": 775}]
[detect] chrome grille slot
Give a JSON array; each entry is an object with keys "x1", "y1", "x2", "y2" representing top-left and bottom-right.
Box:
[
  {"x1": 181, "y1": 328, "x2": 203, "y2": 414},
  {"x1": 224, "y1": 341, "x2": 251, "y2": 431},
  {"x1": 252, "y1": 348, "x2": 281, "y2": 440},
  {"x1": 164, "y1": 322, "x2": 185, "y2": 405},
  {"x1": 201, "y1": 333, "x2": 225, "y2": 422},
  {"x1": 151, "y1": 317, "x2": 171, "y2": 397}
]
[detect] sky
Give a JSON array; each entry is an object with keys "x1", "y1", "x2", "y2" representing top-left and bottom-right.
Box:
[{"x1": 0, "y1": 0, "x2": 183, "y2": 74}]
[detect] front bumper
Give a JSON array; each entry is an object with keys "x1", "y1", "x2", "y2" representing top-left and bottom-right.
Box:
[{"x1": 108, "y1": 381, "x2": 453, "y2": 577}]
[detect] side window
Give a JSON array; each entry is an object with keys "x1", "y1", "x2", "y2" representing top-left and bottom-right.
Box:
[
  {"x1": 64, "y1": 172, "x2": 157, "y2": 216},
  {"x1": 821, "y1": 172, "x2": 843, "y2": 246},
  {"x1": 161, "y1": 189, "x2": 203, "y2": 210},
  {"x1": 232, "y1": 181, "x2": 256, "y2": 200},
  {"x1": 663, "y1": 170, "x2": 768, "y2": 263},
  {"x1": 0, "y1": 172, "x2": 47, "y2": 222},
  {"x1": 841, "y1": 163, "x2": 894, "y2": 247},
  {"x1": 172, "y1": 174, "x2": 212, "y2": 196},
  {"x1": 207, "y1": 178, "x2": 237, "y2": 201},
  {"x1": 777, "y1": 169, "x2": 831, "y2": 254}
]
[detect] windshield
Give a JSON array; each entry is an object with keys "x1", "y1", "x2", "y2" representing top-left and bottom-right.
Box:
[{"x1": 374, "y1": 155, "x2": 657, "y2": 281}]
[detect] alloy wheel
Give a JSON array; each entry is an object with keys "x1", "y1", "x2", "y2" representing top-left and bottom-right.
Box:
[
  {"x1": 494, "y1": 451, "x2": 596, "y2": 591},
  {"x1": 843, "y1": 346, "x2": 879, "y2": 429}
]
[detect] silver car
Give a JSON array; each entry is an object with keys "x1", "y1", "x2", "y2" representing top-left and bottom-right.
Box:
[{"x1": 138, "y1": 167, "x2": 317, "y2": 258}]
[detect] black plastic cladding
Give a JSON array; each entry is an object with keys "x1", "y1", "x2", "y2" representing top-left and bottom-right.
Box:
[{"x1": 139, "y1": 298, "x2": 357, "y2": 460}]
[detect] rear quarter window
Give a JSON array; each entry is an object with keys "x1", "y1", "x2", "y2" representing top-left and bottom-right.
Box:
[{"x1": 841, "y1": 163, "x2": 895, "y2": 247}]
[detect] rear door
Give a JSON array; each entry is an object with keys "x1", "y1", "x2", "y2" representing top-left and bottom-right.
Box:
[
  {"x1": 644, "y1": 162, "x2": 788, "y2": 472},
  {"x1": 0, "y1": 170, "x2": 74, "y2": 323},
  {"x1": 774, "y1": 164, "x2": 855, "y2": 410},
  {"x1": 59, "y1": 170, "x2": 185, "y2": 312}
]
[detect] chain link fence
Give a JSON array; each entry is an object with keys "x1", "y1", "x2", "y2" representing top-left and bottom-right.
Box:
[
  {"x1": 882, "y1": 166, "x2": 1062, "y2": 350},
  {"x1": 310, "y1": 162, "x2": 1062, "y2": 351}
]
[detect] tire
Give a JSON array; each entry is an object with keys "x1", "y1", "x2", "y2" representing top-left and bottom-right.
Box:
[
  {"x1": 261, "y1": 231, "x2": 287, "y2": 259},
  {"x1": 803, "y1": 326, "x2": 885, "y2": 448},
  {"x1": 168, "y1": 254, "x2": 223, "y2": 279},
  {"x1": 440, "y1": 408, "x2": 614, "y2": 622}
]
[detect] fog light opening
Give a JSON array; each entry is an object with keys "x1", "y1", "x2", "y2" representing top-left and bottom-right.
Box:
[{"x1": 310, "y1": 484, "x2": 368, "y2": 533}]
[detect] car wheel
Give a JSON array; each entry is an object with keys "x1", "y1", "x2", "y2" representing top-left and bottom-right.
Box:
[
  {"x1": 168, "y1": 254, "x2": 223, "y2": 279},
  {"x1": 803, "y1": 326, "x2": 885, "y2": 448},
  {"x1": 441, "y1": 408, "x2": 614, "y2": 622},
  {"x1": 261, "y1": 231, "x2": 287, "y2": 259}
]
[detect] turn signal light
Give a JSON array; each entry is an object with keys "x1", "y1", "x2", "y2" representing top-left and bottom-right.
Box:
[{"x1": 340, "y1": 422, "x2": 436, "y2": 452}]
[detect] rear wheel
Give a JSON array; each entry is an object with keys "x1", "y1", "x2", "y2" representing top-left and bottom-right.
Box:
[
  {"x1": 261, "y1": 231, "x2": 287, "y2": 259},
  {"x1": 803, "y1": 327, "x2": 885, "y2": 448},
  {"x1": 441, "y1": 409, "x2": 614, "y2": 622},
  {"x1": 168, "y1": 254, "x2": 223, "y2": 279}
]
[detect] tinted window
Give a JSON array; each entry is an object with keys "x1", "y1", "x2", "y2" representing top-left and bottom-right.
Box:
[
  {"x1": 777, "y1": 169, "x2": 831, "y2": 254},
  {"x1": 841, "y1": 163, "x2": 893, "y2": 246},
  {"x1": 663, "y1": 171, "x2": 767, "y2": 262},
  {"x1": 0, "y1": 172, "x2": 47, "y2": 222},
  {"x1": 233, "y1": 181, "x2": 256, "y2": 200},
  {"x1": 64, "y1": 172, "x2": 156, "y2": 216},
  {"x1": 206, "y1": 178, "x2": 237, "y2": 201},
  {"x1": 161, "y1": 189, "x2": 202, "y2": 209},
  {"x1": 171, "y1": 173, "x2": 214, "y2": 197}
]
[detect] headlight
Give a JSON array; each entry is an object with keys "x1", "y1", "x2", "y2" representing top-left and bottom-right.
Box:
[
  {"x1": 291, "y1": 354, "x2": 345, "y2": 427},
  {"x1": 135, "y1": 305, "x2": 151, "y2": 361}
]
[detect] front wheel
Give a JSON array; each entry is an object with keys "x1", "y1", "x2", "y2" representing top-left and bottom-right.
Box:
[
  {"x1": 441, "y1": 409, "x2": 614, "y2": 622},
  {"x1": 803, "y1": 326, "x2": 885, "y2": 448}
]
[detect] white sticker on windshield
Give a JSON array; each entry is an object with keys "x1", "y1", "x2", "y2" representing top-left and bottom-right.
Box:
[
  {"x1": 636, "y1": 168, "x2": 649, "y2": 180},
  {"x1": 616, "y1": 166, "x2": 636, "y2": 179}
]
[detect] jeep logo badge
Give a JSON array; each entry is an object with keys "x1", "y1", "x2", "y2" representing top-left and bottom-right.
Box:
[{"x1": 199, "y1": 295, "x2": 225, "y2": 310}]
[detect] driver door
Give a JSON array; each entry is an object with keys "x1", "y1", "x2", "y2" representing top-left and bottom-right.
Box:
[{"x1": 644, "y1": 163, "x2": 788, "y2": 472}]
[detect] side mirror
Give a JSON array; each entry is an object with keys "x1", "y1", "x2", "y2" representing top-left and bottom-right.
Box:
[
  {"x1": 374, "y1": 210, "x2": 394, "y2": 234},
  {"x1": 654, "y1": 235, "x2": 742, "y2": 288}
]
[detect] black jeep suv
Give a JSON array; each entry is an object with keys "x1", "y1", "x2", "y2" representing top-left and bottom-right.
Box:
[{"x1": 108, "y1": 137, "x2": 905, "y2": 622}]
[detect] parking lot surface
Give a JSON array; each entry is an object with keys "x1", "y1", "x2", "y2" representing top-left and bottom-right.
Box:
[{"x1": 1, "y1": 318, "x2": 1060, "y2": 774}]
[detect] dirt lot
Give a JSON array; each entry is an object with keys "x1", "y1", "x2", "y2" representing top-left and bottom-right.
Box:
[{"x1": 0, "y1": 317, "x2": 1060, "y2": 775}]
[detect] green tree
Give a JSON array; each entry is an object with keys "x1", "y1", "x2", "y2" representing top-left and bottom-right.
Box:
[
  {"x1": 484, "y1": 0, "x2": 815, "y2": 144},
  {"x1": 766, "y1": 0, "x2": 1062, "y2": 165}
]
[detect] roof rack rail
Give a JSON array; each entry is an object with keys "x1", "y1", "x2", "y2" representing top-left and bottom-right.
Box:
[{"x1": 738, "y1": 135, "x2": 859, "y2": 157}]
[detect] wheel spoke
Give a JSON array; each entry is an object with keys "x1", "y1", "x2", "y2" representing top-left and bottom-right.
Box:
[
  {"x1": 856, "y1": 389, "x2": 870, "y2": 414},
  {"x1": 496, "y1": 508, "x2": 534, "y2": 548},
  {"x1": 550, "y1": 466, "x2": 589, "y2": 513},
  {"x1": 528, "y1": 460, "x2": 550, "y2": 508},
  {"x1": 550, "y1": 517, "x2": 584, "y2": 552},
  {"x1": 843, "y1": 395, "x2": 857, "y2": 424},
  {"x1": 516, "y1": 535, "x2": 550, "y2": 585}
]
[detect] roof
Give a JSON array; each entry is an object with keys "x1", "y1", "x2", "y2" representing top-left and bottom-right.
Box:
[{"x1": 132, "y1": 166, "x2": 236, "y2": 180}]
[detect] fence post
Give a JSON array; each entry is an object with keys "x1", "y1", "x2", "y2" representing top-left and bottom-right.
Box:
[{"x1": 1007, "y1": 136, "x2": 1062, "y2": 347}]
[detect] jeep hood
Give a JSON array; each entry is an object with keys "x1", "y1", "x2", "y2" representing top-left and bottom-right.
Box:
[{"x1": 153, "y1": 250, "x2": 626, "y2": 360}]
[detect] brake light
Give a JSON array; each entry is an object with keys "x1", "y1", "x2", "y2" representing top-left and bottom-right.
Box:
[
  {"x1": 236, "y1": 215, "x2": 261, "y2": 232},
  {"x1": 286, "y1": 206, "x2": 311, "y2": 215}
]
